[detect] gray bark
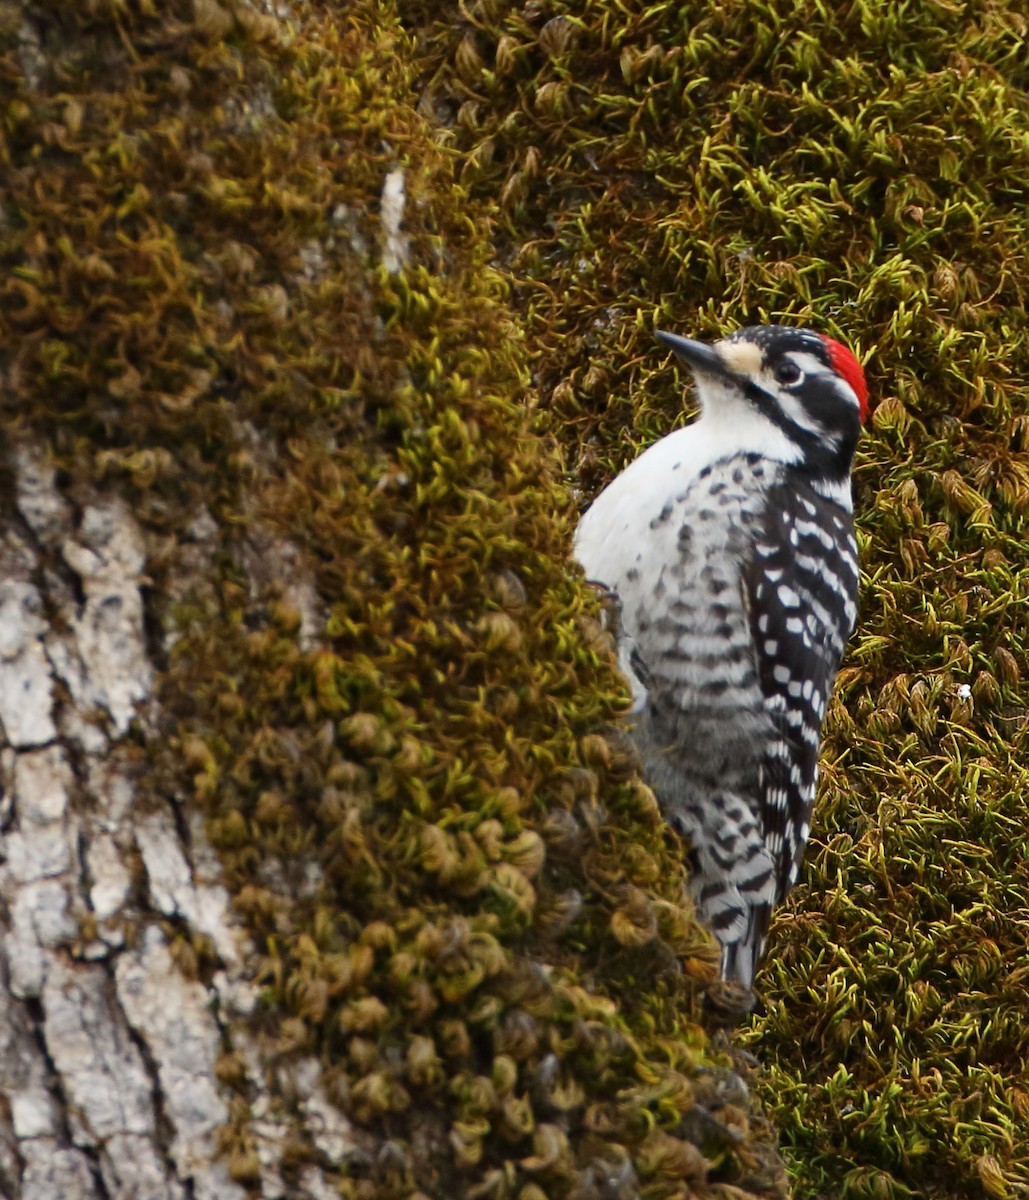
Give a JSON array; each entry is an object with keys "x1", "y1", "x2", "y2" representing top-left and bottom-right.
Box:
[{"x1": 0, "y1": 451, "x2": 349, "y2": 1199}]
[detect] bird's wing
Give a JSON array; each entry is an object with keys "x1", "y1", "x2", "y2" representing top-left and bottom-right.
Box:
[{"x1": 743, "y1": 480, "x2": 858, "y2": 903}]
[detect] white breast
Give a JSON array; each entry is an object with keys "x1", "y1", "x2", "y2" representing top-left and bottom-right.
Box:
[{"x1": 574, "y1": 388, "x2": 802, "y2": 589}]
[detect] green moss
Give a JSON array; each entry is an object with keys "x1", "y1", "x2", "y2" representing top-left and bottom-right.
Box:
[
  {"x1": 1, "y1": 0, "x2": 783, "y2": 1196},
  {"x1": 399, "y1": 0, "x2": 1029, "y2": 1196}
]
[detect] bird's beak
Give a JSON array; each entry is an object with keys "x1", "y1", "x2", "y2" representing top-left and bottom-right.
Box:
[{"x1": 655, "y1": 331, "x2": 728, "y2": 378}]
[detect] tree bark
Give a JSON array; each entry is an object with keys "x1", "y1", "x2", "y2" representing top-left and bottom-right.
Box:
[
  {"x1": 1, "y1": 453, "x2": 235, "y2": 1198},
  {"x1": 0, "y1": 4, "x2": 785, "y2": 1198},
  {"x1": 1, "y1": 448, "x2": 368, "y2": 1199}
]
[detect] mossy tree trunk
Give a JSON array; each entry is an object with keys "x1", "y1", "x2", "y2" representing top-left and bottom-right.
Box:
[
  {"x1": 0, "y1": 4, "x2": 785, "y2": 1200},
  {"x1": 397, "y1": 2, "x2": 1029, "y2": 1197}
]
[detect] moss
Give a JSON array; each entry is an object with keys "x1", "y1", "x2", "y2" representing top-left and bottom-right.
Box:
[
  {"x1": 1, "y1": 0, "x2": 784, "y2": 1196},
  {"x1": 399, "y1": 0, "x2": 1029, "y2": 1195}
]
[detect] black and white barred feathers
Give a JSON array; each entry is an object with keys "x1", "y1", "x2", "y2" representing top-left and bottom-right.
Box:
[{"x1": 574, "y1": 325, "x2": 867, "y2": 988}]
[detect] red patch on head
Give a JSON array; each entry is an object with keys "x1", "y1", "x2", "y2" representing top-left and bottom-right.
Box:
[{"x1": 818, "y1": 335, "x2": 869, "y2": 422}]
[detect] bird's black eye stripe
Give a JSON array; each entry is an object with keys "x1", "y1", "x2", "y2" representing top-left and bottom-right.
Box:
[{"x1": 774, "y1": 360, "x2": 802, "y2": 386}]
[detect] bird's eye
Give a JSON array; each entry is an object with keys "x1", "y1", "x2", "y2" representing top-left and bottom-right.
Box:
[{"x1": 774, "y1": 360, "x2": 803, "y2": 386}]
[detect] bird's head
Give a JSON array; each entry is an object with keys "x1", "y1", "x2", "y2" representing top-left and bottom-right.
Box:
[{"x1": 656, "y1": 324, "x2": 868, "y2": 479}]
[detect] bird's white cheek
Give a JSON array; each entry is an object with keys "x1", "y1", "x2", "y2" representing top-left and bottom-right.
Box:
[
  {"x1": 694, "y1": 377, "x2": 803, "y2": 465},
  {"x1": 771, "y1": 387, "x2": 823, "y2": 435},
  {"x1": 694, "y1": 375, "x2": 753, "y2": 420}
]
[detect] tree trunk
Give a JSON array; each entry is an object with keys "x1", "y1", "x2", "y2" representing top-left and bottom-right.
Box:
[
  {"x1": 0, "y1": 3, "x2": 785, "y2": 1199},
  {"x1": 1, "y1": 451, "x2": 257, "y2": 1199}
]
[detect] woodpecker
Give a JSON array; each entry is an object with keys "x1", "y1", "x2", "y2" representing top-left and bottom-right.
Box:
[{"x1": 574, "y1": 325, "x2": 867, "y2": 988}]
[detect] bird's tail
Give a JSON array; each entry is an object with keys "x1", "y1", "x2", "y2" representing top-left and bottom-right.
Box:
[
  {"x1": 674, "y1": 790, "x2": 777, "y2": 990},
  {"x1": 719, "y1": 908, "x2": 771, "y2": 991}
]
